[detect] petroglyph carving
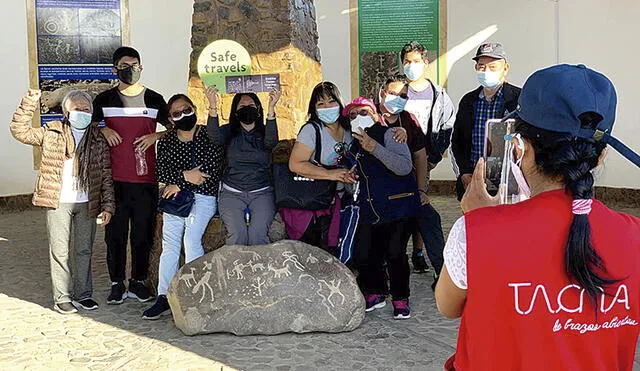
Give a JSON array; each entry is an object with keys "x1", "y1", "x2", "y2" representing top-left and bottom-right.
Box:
[
  {"x1": 192, "y1": 271, "x2": 214, "y2": 303},
  {"x1": 268, "y1": 263, "x2": 292, "y2": 279},
  {"x1": 306, "y1": 254, "x2": 319, "y2": 264},
  {"x1": 179, "y1": 267, "x2": 197, "y2": 288},
  {"x1": 319, "y1": 279, "x2": 346, "y2": 307},
  {"x1": 247, "y1": 259, "x2": 265, "y2": 272},
  {"x1": 282, "y1": 251, "x2": 305, "y2": 271},
  {"x1": 252, "y1": 277, "x2": 266, "y2": 297}
]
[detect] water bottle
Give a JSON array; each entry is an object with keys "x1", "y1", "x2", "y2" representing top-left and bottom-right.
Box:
[
  {"x1": 134, "y1": 137, "x2": 148, "y2": 176},
  {"x1": 244, "y1": 207, "x2": 251, "y2": 226}
]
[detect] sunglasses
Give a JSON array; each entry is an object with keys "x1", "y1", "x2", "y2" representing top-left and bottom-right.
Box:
[
  {"x1": 170, "y1": 106, "x2": 194, "y2": 120},
  {"x1": 348, "y1": 110, "x2": 371, "y2": 120}
]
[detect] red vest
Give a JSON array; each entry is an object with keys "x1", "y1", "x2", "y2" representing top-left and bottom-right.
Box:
[{"x1": 452, "y1": 190, "x2": 640, "y2": 370}]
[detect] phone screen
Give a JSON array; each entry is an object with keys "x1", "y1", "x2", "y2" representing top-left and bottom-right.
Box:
[{"x1": 484, "y1": 119, "x2": 518, "y2": 201}]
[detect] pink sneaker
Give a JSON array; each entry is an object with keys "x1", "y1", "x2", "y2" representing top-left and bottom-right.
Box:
[{"x1": 365, "y1": 294, "x2": 386, "y2": 312}]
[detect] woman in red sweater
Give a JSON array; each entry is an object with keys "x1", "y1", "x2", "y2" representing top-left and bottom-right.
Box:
[{"x1": 436, "y1": 64, "x2": 640, "y2": 370}]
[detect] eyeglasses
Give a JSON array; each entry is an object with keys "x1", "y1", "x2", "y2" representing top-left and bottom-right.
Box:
[
  {"x1": 334, "y1": 142, "x2": 360, "y2": 167},
  {"x1": 475, "y1": 62, "x2": 503, "y2": 72},
  {"x1": 334, "y1": 142, "x2": 348, "y2": 154},
  {"x1": 348, "y1": 110, "x2": 370, "y2": 120},
  {"x1": 170, "y1": 106, "x2": 194, "y2": 120}
]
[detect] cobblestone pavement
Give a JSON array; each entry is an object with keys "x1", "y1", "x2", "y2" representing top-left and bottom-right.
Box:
[{"x1": 0, "y1": 196, "x2": 638, "y2": 370}]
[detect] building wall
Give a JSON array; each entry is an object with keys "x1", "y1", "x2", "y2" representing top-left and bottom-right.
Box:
[
  {"x1": 1, "y1": 0, "x2": 638, "y2": 196},
  {"x1": 316, "y1": 0, "x2": 640, "y2": 188},
  {"x1": 0, "y1": 0, "x2": 192, "y2": 196}
]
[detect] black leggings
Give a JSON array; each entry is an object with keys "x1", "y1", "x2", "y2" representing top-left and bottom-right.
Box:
[{"x1": 355, "y1": 219, "x2": 412, "y2": 300}]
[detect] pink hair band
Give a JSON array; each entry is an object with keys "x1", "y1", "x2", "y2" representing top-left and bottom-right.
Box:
[{"x1": 572, "y1": 199, "x2": 593, "y2": 215}]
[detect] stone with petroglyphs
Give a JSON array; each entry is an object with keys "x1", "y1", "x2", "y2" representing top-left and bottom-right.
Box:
[{"x1": 167, "y1": 240, "x2": 365, "y2": 336}]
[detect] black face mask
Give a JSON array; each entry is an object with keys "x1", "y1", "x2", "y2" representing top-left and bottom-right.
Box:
[
  {"x1": 174, "y1": 113, "x2": 197, "y2": 131},
  {"x1": 117, "y1": 66, "x2": 141, "y2": 85},
  {"x1": 236, "y1": 106, "x2": 259, "y2": 125}
]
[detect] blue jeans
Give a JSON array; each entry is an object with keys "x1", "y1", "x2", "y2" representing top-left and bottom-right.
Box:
[
  {"x1": 158, "y1": 194, "x2": 216, "y2": 295},
  {"x1": 415, "y1": 203, "x2": 445, "y2": 275}
]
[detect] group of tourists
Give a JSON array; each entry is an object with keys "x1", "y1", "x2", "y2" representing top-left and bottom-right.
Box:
[{"x1": 10, "y1": 39, "x2": 640, "y2": 370}]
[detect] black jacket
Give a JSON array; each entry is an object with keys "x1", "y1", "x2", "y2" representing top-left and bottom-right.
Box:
[{"x1": 451, "y1": 83, "x2": 521, "y2": 176}]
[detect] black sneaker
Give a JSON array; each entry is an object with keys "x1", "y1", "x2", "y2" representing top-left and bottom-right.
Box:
[
  {"x1": 412, "y1": 250, "x2": 429, "y2": 274},
  {"x1": 431, "y1": 275, "x2": 439, "y2": 292},
  {"x1": 128, "y1": 279, "x2": 154, "y2": 303},
  {"x1": 54, "y1": 302, "x2": 78, "y2": 314},
  {"x1": 142, "y1": 295, "x2": 171, "y2": 320},
  {"x1": 73, "y1": 298, "x2": 99, "y2": 310},
  {"x1": 107, "y1": 281, "x2": 127, "y2": 305}
]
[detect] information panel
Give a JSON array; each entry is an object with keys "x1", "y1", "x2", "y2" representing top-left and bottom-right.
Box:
[
  {"x1": 355, "y1": 0, "x2": 442, "y2": 99},
  {"x1": 28, "y1": 0, "x2": 130, "y2": 127}
]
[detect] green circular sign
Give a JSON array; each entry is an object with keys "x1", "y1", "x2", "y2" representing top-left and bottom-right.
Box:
[{"x1": 197, "y1": 39, "x2": 252, "y2": 93}]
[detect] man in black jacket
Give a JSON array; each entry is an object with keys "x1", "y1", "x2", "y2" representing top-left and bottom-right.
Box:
[{"x1": 451, "y1": 43, "x2": 521, "y2": 200}]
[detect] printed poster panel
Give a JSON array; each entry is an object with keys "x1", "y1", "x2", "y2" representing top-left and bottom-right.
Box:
[
  {"x1": 355, "y1": 0, "x2": 442, "y2": 99},
  {"x1": 225, "y1": 74, "x2": 281, "y2": 94},
  {"x1": 197, "y1": 39, "x2": 253, "y2": 93},
  {"x1": 28, "y1": 0, "x2": 130, "y2": 127}
]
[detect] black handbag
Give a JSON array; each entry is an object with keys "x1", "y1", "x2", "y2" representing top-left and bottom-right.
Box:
[
  {"x1": 158, "y1": 189, "x2": 195, "y2": 217},
  {"x1": 158, "y1": 131, "x2": 197, "y2": 217},
  {"x1": 273, "y1": 121, "x2": 337, "y2": 210}
]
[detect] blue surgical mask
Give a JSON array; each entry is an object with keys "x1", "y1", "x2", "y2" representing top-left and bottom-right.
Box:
[
  {"x1": 68, "y1": 111, "x2": 92, "y2": 130},
  {"x1": 403, "y1": 62, "x2": 425, "y2": 81},
  {"x1": 477, "y1": 71, "x2": 503, "y2": 89},
  {"x1": 383, "y1": 93, "x2": 408, "y2": 114},
  {"x1": 317, "y1": 106, "x2": 340, "y2": 124}
]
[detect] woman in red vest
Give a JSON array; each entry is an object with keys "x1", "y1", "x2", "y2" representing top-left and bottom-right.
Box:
[{"x1": 436, "y1": 64, "x2": 640, "y2": 370}]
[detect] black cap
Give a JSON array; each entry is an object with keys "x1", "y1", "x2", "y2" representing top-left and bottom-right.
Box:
[{"x1": 473, "y1": 43, "x2": 507, "y2": 61}]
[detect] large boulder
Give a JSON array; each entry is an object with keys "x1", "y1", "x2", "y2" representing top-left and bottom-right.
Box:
[
  {"x1": 166, "y1": 240, "x2": 365, "y2": 336},
  {"x1": 148, "y1": 213, "x2": 288, "y2": 294}
]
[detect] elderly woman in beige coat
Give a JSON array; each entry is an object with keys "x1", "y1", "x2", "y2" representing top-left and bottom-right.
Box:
[{"x1": 10, "y1": 89, "x2": 115, "y2": 314}]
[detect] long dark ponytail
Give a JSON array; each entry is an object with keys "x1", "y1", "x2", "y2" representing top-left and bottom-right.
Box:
[{"x1": 514, "y1": 113, "x2": 619, "y2": 306}]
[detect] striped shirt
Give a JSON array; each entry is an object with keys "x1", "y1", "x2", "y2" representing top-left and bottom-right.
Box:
[
  {"x1": 471, "y1": 87, "x2": 504, "y2": 166},
  {"x1": 92, "y1": 87, "x2": 169, "y2": 183}
]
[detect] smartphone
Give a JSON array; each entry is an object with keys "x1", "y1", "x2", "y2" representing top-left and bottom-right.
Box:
[{"x1": 483, "y1": 119, "x2": 518, "y2": 203}]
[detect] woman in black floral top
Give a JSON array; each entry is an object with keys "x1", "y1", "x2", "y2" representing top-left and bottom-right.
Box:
[{"x1": 143, "y1": 94, "x2": 223, "y2": 320}]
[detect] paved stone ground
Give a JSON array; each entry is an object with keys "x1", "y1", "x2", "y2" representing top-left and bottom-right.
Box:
[{"x1": 0, "y1": 196, "x2": 638, "y2": 370}]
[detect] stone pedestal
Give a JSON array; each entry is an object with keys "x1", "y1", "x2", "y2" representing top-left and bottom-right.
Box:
[{"x1": 188, "y1": 0, "x2": 323, "y2": 139}]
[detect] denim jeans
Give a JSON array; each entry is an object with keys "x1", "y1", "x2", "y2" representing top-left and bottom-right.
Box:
[
  {"x1": 46, "y1": 202, "x2": 97, "y2": 304},
  {"x1": 157, "y1": 194, "x2": 216, "y2": 295},
  {"x1": 415, "y1": 203, "x2": 445, "y2": 275}
]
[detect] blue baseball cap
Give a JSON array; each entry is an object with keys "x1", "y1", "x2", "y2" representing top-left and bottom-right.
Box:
[{"x1": 514, "y1": 64, "x2": 640, "y2": 168}]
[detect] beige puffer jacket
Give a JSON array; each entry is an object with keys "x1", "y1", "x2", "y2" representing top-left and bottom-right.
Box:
[{"x1": 9, "y1": 97, "x2": 115, "y2": 218}]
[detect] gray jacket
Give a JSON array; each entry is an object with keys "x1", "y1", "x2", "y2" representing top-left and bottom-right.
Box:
[{"x1": 207, "y1": 116, "x2": 278, "y2": 191}]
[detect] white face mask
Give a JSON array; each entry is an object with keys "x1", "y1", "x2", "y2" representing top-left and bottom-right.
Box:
[
  {"x1": 507, "y1": 133, "x2": 531, "y2": 202},
  {"x1": 350, "y1": 114, "x2": 375, "y2": 133},
  {"x1": 403, "y1": 62, "x2": 425, "y2": 81}
]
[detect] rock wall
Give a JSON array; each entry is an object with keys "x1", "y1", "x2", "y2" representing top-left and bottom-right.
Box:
[{"x1": 188, "y1": 0, "x2": 323, "y2": 139}]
